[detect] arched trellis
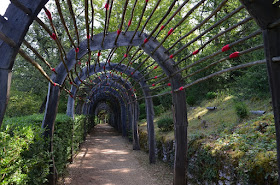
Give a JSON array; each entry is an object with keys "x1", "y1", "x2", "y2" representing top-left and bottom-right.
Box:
[
  {"x1": 92, "y1": 86, "x2": 128, "y2": 136},
  {"x1": 68, "y1": 67, "x2": 141, "y2": 149},
  {"x1": 88, "y1": 78, "x2": 135, "y2": 137},
  {"x1": 93, "y1": 102, "x2": 114, "y2": 125},
  {"x1": 67, "y1": 63, "x2": 156, "y2": 161},
  {"x1": 0, "y1": 0, "x2": 280, "y2": 185},
  {"x1": 91, "y1": 90, "x2": 125, "y2": 129},
  {"x1": 89, "y1": 89, "x2": 126, "y2": 132}
]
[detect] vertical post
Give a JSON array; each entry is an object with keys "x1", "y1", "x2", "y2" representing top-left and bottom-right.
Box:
[
  {"x1": 121, "y1": 103, "x2": 127, "y2": 137},
  {"x1": 133, "y1": 102, "x2": 140, "y2": 150},
  {"x1": 42, "y1": 83, "x2": 60, "y2": 185},
  {"x1": 239, "y1": 0, "x2": 280, "y2": 182},
  {"x1": 145, "y1": 96, "x2": 156, "y2": 163},
  {"x1": 263, "y1": 28, "x2": 280, "y2": 181},
  {"x1": 171, "y1": 78, "x2": 188, "y2": 185},
  {"x1": 0, "y1": 69, "x2": 11, "y2": 126}
]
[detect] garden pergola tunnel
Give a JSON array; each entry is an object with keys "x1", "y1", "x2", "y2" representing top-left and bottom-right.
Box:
[{"x1": 0, "y1": 0, "x2": 280, "y2": 184}]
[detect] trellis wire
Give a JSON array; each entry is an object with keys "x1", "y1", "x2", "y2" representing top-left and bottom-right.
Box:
[
  {"x1": 0, "y1": 31, "x2": 60, "y2": 87},
  {"x1": 138, "y1": 0, "x2": 162, "y2": 36},
  {"x1": 129, "y1": 0, "x2": 148, "y2": 43},
  {"x1": 114, "y1": 0, "x2": 129, "y2": 45},
  {"x1": 153, "y1": 0, "x2": 191, "y2": 40},
  {"x1": 124, "y1": 0, "x2": 138, "y2": 34}
]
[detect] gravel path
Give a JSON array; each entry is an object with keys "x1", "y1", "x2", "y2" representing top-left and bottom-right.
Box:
[{"x1": 62, "y1": 124, "x2": 173, "y2": 185}]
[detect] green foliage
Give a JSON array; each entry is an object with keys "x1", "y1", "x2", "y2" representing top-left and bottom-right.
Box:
[
  {"x1": 152, "y1": 97, "x2": 161, "y2": 106},
  {"x1": 186, "y1": 96, "x2": 196, "y2": 106},
  {"x1": 139, "y1": 103, "x2": 146, "y2": 120},
  {"x1": 154, "y1": 105, "x2": 164, "y2": 116},
  {"x1": 188, "y1": 141, "x2": 220, "y2": 183},
  {"x1": 211, "y1": 114, "x2": 277, "y2": 184},
  {"x1": 187, "y1": 114, "x2": 278, "y2": 184},
  {"x1": 0, "y1": 114, "x2": 94, "y2": 184},
  {"x1": 233, "y1": 64, "x2": 270, "y2": 98},
  {"x1": 206, "y1": 92, "x2": 217, "y2": 100},
  {"x1": 157, "y1": 116, "x2": 174, "y2": 132},
  {"x1": 158, "y1": 88, "x2": 172, "y2": 110},
  {"x1": 234, "y1": 101, "x2": 248, "y2": 119},
  {"x1": 127, "y1": 129, "x2": 133, "y2": 142},
  {"x1": 5, "y1": 90, "x2": 41, "y2": 117},
  {"x1": 0, "y1": 114, "x2": 49, "y2": 185}
]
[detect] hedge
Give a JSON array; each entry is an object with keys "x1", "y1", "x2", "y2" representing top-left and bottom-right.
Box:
[{"x1": 0, "y1": 114, "x2": 95, "y2": 185}]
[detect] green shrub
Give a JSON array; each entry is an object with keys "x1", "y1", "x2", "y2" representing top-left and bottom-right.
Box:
[
  {"x1": 206, "y1": 92, "x2": 217, "y2": 100},
  {"x1": 0, "y1": 114, "x2": 94, "y2": 184},
  {"x1": 5, "y1": 91, "x2": 41, "y2": 117},
  {"x1": 233, "y1": 64, "x2": 269, "y2": 98},
  {"x1": 0, "y1": 115, "x2": 49, "y2": 184},
  {"x1": 154, "y1": 105, "x2": 164, "y2": 116},
  {"x1": 158, "y1": 88, "x2": 172, "y2": 110},
  {"x1": 139, "y1": 103, "x2": 146, "y2": 120},
  {"x1": 157, "y1": 116, "x2": 174, "y2": 132},
  {"x1": 153, "y1": 96, "x2": 161, "y2": 106},
  {"x1": 234, "y1": 102, "x2": 248, "y2": 119},
  {"x1": 187, "y1": 96, "x2": 196, "y2": 106}
]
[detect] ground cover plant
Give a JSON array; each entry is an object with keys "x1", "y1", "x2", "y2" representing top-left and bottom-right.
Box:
[{"x1": 138, "y1": 92, "x2": 276, "y2": 183}]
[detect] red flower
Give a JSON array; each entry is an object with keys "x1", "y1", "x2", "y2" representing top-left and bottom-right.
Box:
[
  {"x1": 144, "y1": 38, "x2": 148, "y2": 44},
  {"x1": 45, "y1": 9, "x2": 52, "y2": 20},
  {"x1": 104, "y1": 3, "x2": 109, "y2": 9},
  {"x1": 222, "y1": 44, "x2": 230, "y2": 52},
  {"x1": 229, "y1": 51, "x2": 240, "y2": 59},
  {"x1": 50, "y1": 33, "x2": 57, "y2": 40},
  {"x1": 168, "y1": 28, "x2": 174, "y2": 36},
  {"x1": 192, "y1": 50, "x2": 199, "y2": 55}
]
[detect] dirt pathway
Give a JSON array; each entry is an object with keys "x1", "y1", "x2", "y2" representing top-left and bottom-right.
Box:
[{"x1": 63, "y1": 124, "x2": 173, "y2": 185}]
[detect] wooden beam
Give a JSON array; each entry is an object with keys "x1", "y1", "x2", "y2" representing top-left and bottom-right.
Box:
[
  {"x1": 240, "y1": 0, "x2": 280, "y2": 182},
  {"x1": 0, "y1": 69, "x2": 11, "y2": 125},
  {"x1": 239, "y1": 0, "x2": 280, "y2": 29},
  {"x1": 262, "y1": 28, "x2": 280, "y2": 183}
]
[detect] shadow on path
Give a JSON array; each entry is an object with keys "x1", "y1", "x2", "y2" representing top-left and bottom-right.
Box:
[{"x1": 63, "y1": 124, "x2": 173, "y2": 185}]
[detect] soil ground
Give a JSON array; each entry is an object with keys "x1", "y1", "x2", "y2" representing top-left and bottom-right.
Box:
[{"x1": 62, "y1": 124, "x2": 173, "y2": 185}]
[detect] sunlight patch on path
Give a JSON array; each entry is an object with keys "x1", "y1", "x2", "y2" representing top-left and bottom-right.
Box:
[{"x1": 62, "y1": 124, "x2": 172, "y2": 185}]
